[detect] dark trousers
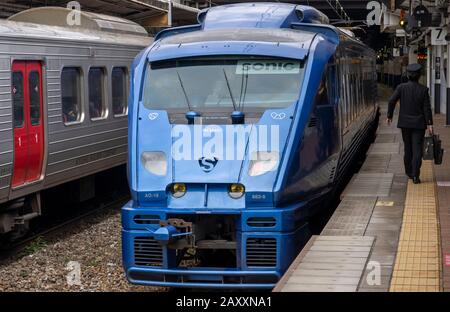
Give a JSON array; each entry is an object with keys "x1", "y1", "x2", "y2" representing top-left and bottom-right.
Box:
[{"x1": 401, "y1": 128, "x2": 425, "y2": 178}]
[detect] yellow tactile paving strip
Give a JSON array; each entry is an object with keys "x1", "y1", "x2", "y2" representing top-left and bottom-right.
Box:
[{"x1": 390, "y1": 160, "x2": 442, "y2": 292}]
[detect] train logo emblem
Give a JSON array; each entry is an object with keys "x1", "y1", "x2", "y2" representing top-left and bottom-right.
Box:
[
  {"x1": 198, "y1": 157, "x2": 219, "y2": 172},
  {"x1": 271, "y1": 112, "x2": 286, "y2": 120},
  {"x1": 148, "y1": 112, "x2": 159, "y2": 120}
]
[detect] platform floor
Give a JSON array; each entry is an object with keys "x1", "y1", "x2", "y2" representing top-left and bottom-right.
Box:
[{"x1": 274, "y1": 95, "x2": 449, "y2": 292}]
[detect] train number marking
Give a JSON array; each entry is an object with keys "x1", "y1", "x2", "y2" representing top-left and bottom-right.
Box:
[
  {"x1": 251, "y1": 194, "x2": 266, "y2": 200},
  {"x1": 144, "y1": 192, "x2": 160, "y2": 199}
]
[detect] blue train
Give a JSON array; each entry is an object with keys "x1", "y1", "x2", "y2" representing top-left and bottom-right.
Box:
[{"x1": 122, "y1": 3, "x2": 378, "y2": 289}]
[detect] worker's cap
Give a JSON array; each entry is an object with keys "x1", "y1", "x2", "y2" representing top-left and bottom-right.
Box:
[{"x1": 407, "y1": 63, "x2": 422, "y2": 73}]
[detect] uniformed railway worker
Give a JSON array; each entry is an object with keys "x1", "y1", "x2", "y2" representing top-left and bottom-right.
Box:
[{"x1": 387, "y1": 63, "x2": 433, "y2": 184}]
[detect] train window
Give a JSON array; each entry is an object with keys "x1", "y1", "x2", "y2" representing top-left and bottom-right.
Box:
[
  {"x1": 340, "y1": 70, "x2": 347, "y2": 128},
  {"x1": 327, "y1": 64, "x2": 337, "y2": 105},
  {"x1": 143, "y1": 57, "x2": 305, "y2": 111},
  {"x1": 29, "y1": 71, "x2": 41, "y2": 126},
  {"x1": 61, "y1": 67, "x2": 82, "y2": 125},
  {"x1": 89, "y1": 67, "x2": 106, "y2": 120},
  {"x1": 112, "y1": 67, "x2": 128, "y2": 116},
  {"x1": 351, "y1": 73, "x2": 356, "y2": 120},
  {"x1": 12, "y1": 72, "x2": 24, "y2": 128},
  {"x1": 314, "y1": 72, "x2": 329, "y2": 107},
  {"x1": 345, "y1": 73, "x2": 351, "y2": 125}
]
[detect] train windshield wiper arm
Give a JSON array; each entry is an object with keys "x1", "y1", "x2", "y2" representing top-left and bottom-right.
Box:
[
  {"x1": 176, "y1": 70, "x2": 192, "y2": 111},
  {"x1": 223, "y1": 69, "x2": 238, "y2": 112}
]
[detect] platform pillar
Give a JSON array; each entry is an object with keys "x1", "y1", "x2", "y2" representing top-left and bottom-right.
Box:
[
  {"x1": 434, "y1": 45, "x2": 441, "y2": 114},
  {"x1": 447, "y1": 42, "x2": 450, "y2": 125},
  {"x1": 430, "y1": 40, "x2": 435, "y2": 107},
  {"x1": 426, "y1": 35, "x2": 432, "y2": 92},
  {"x1": 441, "y1": 45, "x2": 447, "y2": 115},
  {"x1": 168, "y1": 0, "x2": 173, "y2": 27}
]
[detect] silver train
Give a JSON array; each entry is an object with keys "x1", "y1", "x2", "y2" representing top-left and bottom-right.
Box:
[{"x1": 0, "y1": 7, "x2": 152, "y2": 236}]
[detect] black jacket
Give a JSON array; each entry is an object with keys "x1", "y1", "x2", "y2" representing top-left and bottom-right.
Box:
[{"x1": 387, "y1": 81, "x2": 433, "y2": 129}]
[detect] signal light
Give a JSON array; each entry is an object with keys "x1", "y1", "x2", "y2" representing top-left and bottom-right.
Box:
[{"x1": 399, "y1": 9, "x2": 406, "y2": 28}]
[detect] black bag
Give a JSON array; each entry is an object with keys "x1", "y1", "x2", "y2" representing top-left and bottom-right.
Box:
[
  {"x1": 423, "y1": 135, "x2": 434, "y2": 160},
  {"x1": 433, "y1": 134, "x2": 444, "y2": 165}
]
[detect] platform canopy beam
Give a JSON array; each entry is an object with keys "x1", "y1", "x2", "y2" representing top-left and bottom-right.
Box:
[{"x1": 0, "y1": 0, "x2": 199, "y2": 28}]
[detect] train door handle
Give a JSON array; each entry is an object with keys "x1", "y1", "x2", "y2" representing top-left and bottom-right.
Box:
[
  {"x1": 35, "y1": 134, "x2": 38, "y2": 143},
  {"x1": 18, "y1": 137, "x2": 21, "y2": 147}
]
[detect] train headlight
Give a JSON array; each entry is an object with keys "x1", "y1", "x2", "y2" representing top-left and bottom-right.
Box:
[
  {"x1": 141, "y1": 152, "x2": 167, "y2": 176},
  {"x1": 170, "y1": 183, "x2": 187, "y2": 198},
  {"x1": 248, "y1": 152, "x2": 280, "y2": 177},
  {"x1": 228, "y1": 183, "x2": 245, "y2": 199}
]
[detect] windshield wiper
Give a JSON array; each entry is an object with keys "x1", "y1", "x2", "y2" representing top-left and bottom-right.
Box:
[
  {"x1": 238, "y1": 67, "x2": 249, "y2": 112},
  {"x1": 222, "y1": 69, "x2": 238, "y2": 112},
  {"x1": 223, "y1": 69, "x2": 245, "y2": 124},
  {"x1": 176, "y1": 70, "x2": 192, "y2": 111}
]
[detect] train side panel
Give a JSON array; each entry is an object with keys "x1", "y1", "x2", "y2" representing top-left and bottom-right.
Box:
[
  {"x1": 0, "y1": 58, "x2": 12, "y2": 203},
  {"x1": 43, "y1": 55, "x2": 132, "y2": 189},
  {"x1": 0, "y1": 36, "x2": 146, "y2": 203}
]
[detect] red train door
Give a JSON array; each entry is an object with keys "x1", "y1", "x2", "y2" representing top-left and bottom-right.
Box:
[
  {"x1": 12, "y1": 62, "x2": 27, "y2": 187},
  {"x1": 11, "y1": 61, "x2": 44, "y2": 188},
  {"x1": 25, "y1": 62, "x2": 44, "y2": 183}
]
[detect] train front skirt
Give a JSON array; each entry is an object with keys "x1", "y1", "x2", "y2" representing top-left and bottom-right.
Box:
[{"x1": 121, "y1": 201, "x2": 311, "y2": 289}]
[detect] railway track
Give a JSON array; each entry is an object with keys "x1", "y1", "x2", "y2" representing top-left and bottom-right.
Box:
[{"x1": 0, "y1": 195, "x2": 130, "y2": 261}]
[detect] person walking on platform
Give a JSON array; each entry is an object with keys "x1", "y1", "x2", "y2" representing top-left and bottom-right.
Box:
[{"x1": 386, "y1": 63, "x2": 433, "y2": 185}]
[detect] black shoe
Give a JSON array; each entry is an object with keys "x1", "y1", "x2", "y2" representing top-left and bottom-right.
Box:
[
  {"x1": 407, "y1": 174, "x2": 413, "y2": 179},
  {"x1": 413, "y1": 177, "x2": 421, "y2": 184}
]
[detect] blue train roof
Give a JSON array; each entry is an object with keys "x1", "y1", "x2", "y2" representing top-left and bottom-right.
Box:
[
  {"x1": 154, "y1": 3, "x2": 337, "y2": 43},
  {"x1": 149, "y1": 3, "x2": 342, "y2": 62},
  {"x1": 197, "y1": 3, "x2": 329, "y2": 29}
]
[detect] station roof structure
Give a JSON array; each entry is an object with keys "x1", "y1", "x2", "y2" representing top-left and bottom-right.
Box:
[
  {"x1": 0, "y1": 0, "x2": 200, "y2": 29},
  {"x1": 0, "y1": 1, "x2": 415, "y2": 26}
]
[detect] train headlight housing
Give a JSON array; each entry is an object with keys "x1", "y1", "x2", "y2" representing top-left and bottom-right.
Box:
[
  {"x1": 248, "y1": 151, "x2": 280, "y2": 177},
  {"x1": 228, "y1": 183, "x2": 245, "y2": 199},
  {"x1": 141, "y1": 152, "x2": 167, "y2": 176},
  {"x1": 170, "y1": 183, "x2": 187, "y2": 198}
]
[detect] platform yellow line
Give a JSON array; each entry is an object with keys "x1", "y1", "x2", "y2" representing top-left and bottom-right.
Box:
[{"x1": 390, "y1": 161, "x2": 442, "y2": 292}]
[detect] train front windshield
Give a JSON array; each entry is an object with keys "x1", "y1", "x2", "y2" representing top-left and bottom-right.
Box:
[{"x1": 142, "y1": 57, "x2": 305, "y2": 111}]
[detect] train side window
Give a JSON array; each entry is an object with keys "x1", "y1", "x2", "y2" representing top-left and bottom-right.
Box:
[
  {"x1": 351, "y1": 73, "x2": 356, "y2": 120},
  {"x1": 341, "y1": 70, "x2": 349, "y2": 128},
  {"x1": 327, "y1": 64, "x2": 337, "y2": 105},
  {"x1": 12, "y1": 72, "x2": 24, "y2": 128},
  {"x1": 315, "y1": 72, "x2": 329, "y2": 107},
  {"x1": 29, "y1": 71, "x2": 41, "y2": 126},
  {"x1": 61, "y1": 67, "x2": 82, "y2": 125},
  {"x1": 89, "y1": 67, "x2": 107, "y2": 120},
  {"x1": 112, "y1": 67, "x2": 128, "y2": 117},
  {"x1": 345, "y1": 73, "x2": 351, "y2": 124}
]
